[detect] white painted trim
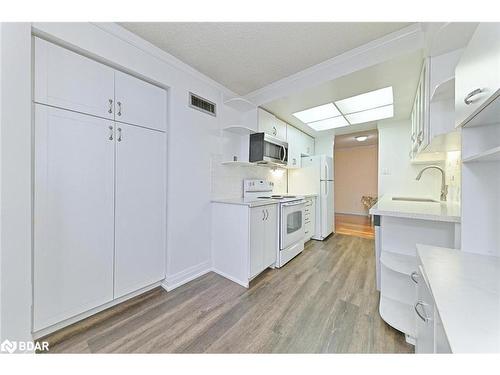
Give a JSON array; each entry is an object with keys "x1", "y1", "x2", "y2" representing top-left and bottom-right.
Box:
[
  {"x1": 162, "y1": 261, "x2": 211, "y2": 292},
  {"x1": 245, "y1": 24, "x2": 424, "y2": 105},
  {"x1": 32, "y1": 281, "x2": 162, "y2": 340},
  {"x1": 211, "y1": 268, "x2": 249, "y2": 288}
]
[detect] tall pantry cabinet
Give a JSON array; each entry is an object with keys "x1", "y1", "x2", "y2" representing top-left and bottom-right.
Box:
[{"x1": 33, "y1": 37, "x2": 167, "y2": 332}]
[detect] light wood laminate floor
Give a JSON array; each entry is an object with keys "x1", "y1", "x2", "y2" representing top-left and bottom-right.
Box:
[
  {"x1": 335, "y1": 214, "x2": 375, "y2": 239},
  {"x1": 43, "y1": 234, "x2": 412, "y2": 353}
]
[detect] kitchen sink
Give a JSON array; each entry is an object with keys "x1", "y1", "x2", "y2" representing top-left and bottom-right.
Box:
[{"x1": 392, "y1": 197, "x2": 439, "y2": 203}]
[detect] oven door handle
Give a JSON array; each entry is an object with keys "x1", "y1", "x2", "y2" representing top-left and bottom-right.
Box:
[{"x1": 282, "y1": 200, "x2": 306, "y2": 207}]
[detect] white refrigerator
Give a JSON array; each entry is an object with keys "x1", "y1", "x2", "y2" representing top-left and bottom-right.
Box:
[{"x1": 288, "y1": 155, "x2": 334, "y2": 240}]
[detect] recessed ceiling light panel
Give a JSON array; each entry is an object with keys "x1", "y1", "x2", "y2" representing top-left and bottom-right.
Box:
[
  {"x1": 345, "y1": 104, "x2": 394, "y2": 125},
  {"x1": 308, "y1": 116, "x2": 349, "y2": 131},
  {"x1": 335, "y1": 87, "x2": 393, "y2": 114},
  {"x1": 292, "y1": 103, "x2": 341, "y2": 123}
]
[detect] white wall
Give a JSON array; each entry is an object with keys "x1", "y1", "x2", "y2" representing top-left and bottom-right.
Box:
[
  {"x1": 0, "y1": 22, "x2": 246, "y2": 342},
  {"x1": 377, "y1": 120, "x2": 443, "y2": 199},
  {"x1": 0, "y1": 23, "x2": 33, "y2": 345}
]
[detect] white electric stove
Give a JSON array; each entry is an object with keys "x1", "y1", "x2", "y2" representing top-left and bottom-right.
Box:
[{"x1": 243, "y1": 180, "x2": 306, "y2": 267}]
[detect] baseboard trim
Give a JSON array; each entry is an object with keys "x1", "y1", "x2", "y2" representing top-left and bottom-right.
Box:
[
  {"x1": 211, "y1": 268, "x2": 249, "y2": 288},
  {"x1": 162, "y1": 261, "x2": 211, "y2": 291}
]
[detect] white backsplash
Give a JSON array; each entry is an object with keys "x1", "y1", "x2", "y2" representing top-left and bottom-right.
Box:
[{"x1": 210, "y1": 154, "x2": 288, "y2": 199}]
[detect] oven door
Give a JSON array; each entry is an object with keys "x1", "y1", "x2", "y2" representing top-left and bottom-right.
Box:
[{"x1": 280, "y1": 201, "x2": 305, "y2": 249}]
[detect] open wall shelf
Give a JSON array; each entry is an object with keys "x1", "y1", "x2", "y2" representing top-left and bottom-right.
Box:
[{"x1": 462, "y1": 146, "x2": 500, "y2": 163}]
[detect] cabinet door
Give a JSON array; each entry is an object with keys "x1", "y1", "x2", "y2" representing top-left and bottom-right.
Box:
[
  {"x1": 263, "y1": 205, "x2": 278, "y2": 267},
  {"x1": 258, "y1": 108, "x2": 286, "y2": 141},
  {"x1": 34, "y1": 105, "x2": 115, "y2": 330},
  {"x1": 455, "y1": 23, "x2": 500, "y2": 127},
  {"x1": 249, "y1": 207, "x2": 265, "y2": 278},
  {"x1": 34, "y1": 37, "x2": 115, "y2": 120},
  {"x1": 114, "y1": 124, "x2": 167, "y2": 298},
  {"x1": 287, "y1": 124, "x2": 302, "y2": 168},
  {"x1": 304, "y1": 135, "x2": 315, "y2": 156},
  {"x1": 274, "y1": 118, "x2": 287, "y2": 142},
  {"x1": 115, "y1": 71, "x2": 167, "y2": 131}
]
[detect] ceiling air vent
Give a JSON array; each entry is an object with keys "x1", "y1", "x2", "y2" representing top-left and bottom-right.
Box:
[{"x1": 189, "y1": 92, "x2": 216, "y2": 116}]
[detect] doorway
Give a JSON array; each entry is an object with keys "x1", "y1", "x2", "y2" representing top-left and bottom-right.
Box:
[{"x1": 334, "y1": 130, "x2": 378, "y2": 239}]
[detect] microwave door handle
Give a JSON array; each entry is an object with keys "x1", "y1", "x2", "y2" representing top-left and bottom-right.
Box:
[{"x1": 281, "y1": 145, "x2": 287, "y2": 162}]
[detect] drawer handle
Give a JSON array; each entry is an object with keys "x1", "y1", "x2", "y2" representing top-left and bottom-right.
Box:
[
  {"x1": 117, "y1": 127, "x2": 122, "y2": 142},
  {"x1": 414, "y1": 301, "x2": 430, "y2": 322},
  {"x1": 108, "y1": 125, "x2": 113, "y2": 141},
  {"x1": 272, "y1": 126, "x2": 277, "y2": 136},
  {"x1": 464, "y1": 88, "x2": 482, "y2": 105},
  {"x1": 108, "y1": 99, "x2": 113, "y2": 114},
  {"x1": 117, "y1": 101, "x2": 122, "y2": 116},
  {"x1": 410, "y1": 271, "x2": 419, "y2": 284}
]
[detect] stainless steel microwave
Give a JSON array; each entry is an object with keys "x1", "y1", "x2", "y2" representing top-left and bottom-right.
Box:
[{"x1": 249, "y1": 133, "x2": 288, "y2": 165}]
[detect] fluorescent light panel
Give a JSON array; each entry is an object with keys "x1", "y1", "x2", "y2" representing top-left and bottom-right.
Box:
[
  {"x1": 335, "y1": 87, "x2": 393, "y2": 114},
  {"x1": 308, "y1": 116, "x2": 349, "y2": 131},
  {"x1": 292, "y1": 103, "x2": 341, "y2": 123},
  {"x1": 345, "y1": 104, "x2": 394, "y2": 125}
]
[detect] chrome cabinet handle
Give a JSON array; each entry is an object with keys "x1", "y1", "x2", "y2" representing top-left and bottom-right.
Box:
[
  {"x1": 108, "y1": 125, "x2": 113, "y2": 140},
  {"x1": 410, "y1": 271, "x2": 419, "y2": 284},
  {"x1": 417, "y1": 130, "x2": 423, "y2": 144},
  {"x1": 117, "y1": 101, "x2": 122, "y2": 116},
  {"x1": 108, "y1": 99, "x2": 113, "y2": 114},
  {"x1": 293, "y1": 158, "x2": 296, "y2": 165},
  {"x1": 117, "y1": 127, "x2": 122, "y2": 142},
  {"x1": 464, "y1": 88, "x2": 482, "y2": 105},
  {"x1": 265, "y1": 209, "x2": 269, "y2": 220},
  {"x1": 262, "y1": 209, "x2": 265, "y2": 221},
  {"x1": 272, "y1": 126, "x2": 277, "y2": 136},
  {"x1": 414, "y1": 301, "x2": 430, "y2": 322}
]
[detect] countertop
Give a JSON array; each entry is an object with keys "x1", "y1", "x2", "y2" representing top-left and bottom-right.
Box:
[
  {"x1": 211, "y1": 197, "x2": 279, "y2": 208},
  {"x1": 369, "y1": 195, "x2": 460, "y2": 223},
  {"x1": 417, "y1": 244, "x2": 500, "y2": 353}
]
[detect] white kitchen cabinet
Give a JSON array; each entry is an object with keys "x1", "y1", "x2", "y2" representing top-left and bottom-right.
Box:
[
  {"x1": 211, "y1": 202, "x2": 278, "y2": 287},
  {"x1": 250, "y1": 205, "x2": 278, "y2": 278},
  {"x1": 287, "y1": 124, "x2": 316, "y2": 168},
  {"x1": 114, "y1": 71, "x2": 167, "y2": 132},
  {"x1": 455, "y1": 23, "x2": 500, "y2": 128},
  {"x1": 258, "y1": 108, "x2": 286, "y2": 141},
  {"x1": 415, "y1": 266, "x2": 435, "y2": 353},
  {"x1": 304, "y1": 197, "x2": 316, "y2": 241},
  {"x1": 34, "y1": 105, "x2": 115, "y2": 331},
  {"x1": 287, "y1": 124, "x2": 302, "y2": 168},
  {"x1": 114, "y1": 124, "x2": 166, "y2": 298},
  {"x1": 34, "y1": 37, "x2": 115, "y2": 120},
  {"x1": 410, "y1": 59, "x2": 430, "y2": 157},
  {"x1": 33, "y1": 39, "x2": 168, "y2": 333}
]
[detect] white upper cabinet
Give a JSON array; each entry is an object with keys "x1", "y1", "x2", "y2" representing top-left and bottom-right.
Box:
[
  {"x1": 287, "y1": 124, "x2": 315, "y2": 168},
  {"x1": 287, "y1": 124, "x2": 302, "y2": 168},
  {"x1": 455, "y1": 23, "x2": 500, "y2": 128},
  {"x1": 114, "y1": 124, "x2": 166, "y2": 298},
  {"x1": 33, "y1": 105, "x2": 115, "y2": 331},
  {"x1": 34, "y1": 37, "x2": 115, "y2": 120},
  {"x1": 258, "y1": 108, "x2": 286, "y2": 141},
  {"x1": 114, "y1": 71, "x2": 167, "y2": 132}
]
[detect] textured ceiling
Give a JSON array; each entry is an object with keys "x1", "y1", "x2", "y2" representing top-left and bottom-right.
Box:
[
  {"x1": 120, "y1": 22, "x2": 412, "y2": 95},
  {"x1": 262, "y1": 49, "x2": 424, "y2": 137}
]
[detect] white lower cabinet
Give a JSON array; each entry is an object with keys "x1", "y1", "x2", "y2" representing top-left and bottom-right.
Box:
[
  {"x1": 304, "y1": 197, "x2": 316, "y2": 241},
  {"x1": 34, "y1": 105, "x2": 166, "y2": 332},
  {"x1": 212, "y1": 202, "x2": 278, "y2": 287},
  {"x1": 415, "y1": 266, "x2": 435, "y2": 353},
  {"x1": 250, "y1": 205, "x2": 278, "y2": 278},
  {"x1": 114, "y1": 124, "x2": 166, "y2": 298},
  {"x1": 34, "y1": 105, "x2": 115, "y2": 331}
]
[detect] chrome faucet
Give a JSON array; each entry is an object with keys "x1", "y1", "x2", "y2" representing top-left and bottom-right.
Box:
[{"x1": 415, "y1": 165, "x2": 448, "y2": 202}]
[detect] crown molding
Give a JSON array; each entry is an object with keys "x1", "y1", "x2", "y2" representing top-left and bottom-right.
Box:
[{"x1": 244, "y1": 23, "x2": 425, "y2": 106}]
